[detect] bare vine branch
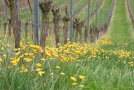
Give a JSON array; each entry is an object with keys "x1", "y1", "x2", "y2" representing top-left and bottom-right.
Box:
[
  {"x1": 4, "y1": 0, "x2": 10, "y2": 7},
  {"x1": 27, "y1": 0, "x2": 32, "y2": 13}
]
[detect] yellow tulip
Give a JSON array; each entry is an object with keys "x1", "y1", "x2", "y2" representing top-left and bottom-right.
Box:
[
  {"x1": 0, "y1": 58, "x2": 2, "y2": 62},
  {"x1": 71, "y1": 83, "x2": 77, "y2": 86},
  {"x1": 36, "y1": 68, "x2": 42, "y2": 72},
  {"x1": 56, "y1": 66, "x2": 61, "y2": 69},
  {"x1": 70, "y1": 77, "x2": 76, "y2": 82},
  {"x1": 38, "y1": 71, "x2": 45, "y2": 76},
  {"x1": 78, "y1": 75, "x2": 85, "y2": 80},
  {"x1": 35, "y1": 63, "x2": 42, "y2": 67},
  {"x1": 60, "y1": 72, "x2": 65, "y2": 76},
  {"x1": 79, "y1": 85, "x2": 85, "y2": 88}
]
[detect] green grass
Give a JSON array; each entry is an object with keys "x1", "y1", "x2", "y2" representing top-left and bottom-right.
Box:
[
  {"x1": 108, "y1": 0, "x2": 133, "y2": 42},
  {"x1": 74, "y1": 0, "x2": 88, "y2": 14},
  {"x1": 109, "y1": 0, "x2": 132, "y2": 42},
  {"x1": 0, "y1": 0, "x2": 134, "y2": 90},
  {"x1": 91, "y1": 0, "x2": 113, "y2": 25},
  {"x1": 76, "y1": 0, "x2": 99, "y2": 20}
]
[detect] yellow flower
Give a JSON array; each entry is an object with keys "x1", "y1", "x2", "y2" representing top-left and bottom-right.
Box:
[
  {"x1": 0, "y1": 58, "x2": 2, "y2": 62},
  {"x1": 60, "y1": 55, "x2": 67, "y2": 62},
  {"x1": 79, "y1": 85, "x2": 85, "y2": 88},
  {"x1": 32, "y1": 49, "x2": 37, "y2": 53},
  {"x1": 22, "y1": 47, "x2": 26, "y2": 51},
  {"x1": 44, "y1": 51, "x2": 52, "y2": 57},
  {"x1": 29, "y1": 45, "x2": 42, "y2": 51},
  {"x1": 21, "y1": 64, "x2": 25, "y2": 70},
  {"x1": 56, "y1": 66, "x2": 61, "y2": 69},
  {"x1": 64, "y1": 50, "x2": 70, "y2": 54},
  {"x1": 41, "y1": 58, "x2": 46, "y2": 61},
  {"x1": 78, "y1": 75, "x2": 85, "y2": 80},
  {"x1": 60, "y1": 72, "x2": 65, "y2": 76},
  {"x1": 14, "y1": 48, "x2": 20, "y2": 52},
  {"x1": 19, "y1": 55, "x2": 24, "y2": 58},
  {"x1": 1, "y1": 47, "x2": 4, "y2": 50},
  {"x1": 72, "y1": 50, "x2": 81, "y2": 55},
  {"x1": 77, "y1": 60, "x2": 80, "y2": 62},
  {"x1": 24, "y1": 58, "x2": 32, "y2": 62},
  {"x1": 68, "y1": 55, "x2": 75, "y2": 61},
  {"x1": 51, "y1": 52, "x2": 58, "y2": 57},
  {"x1": 23, "y1": 68, "x2": 28, "y2": 72},
  {"x1": 36, "y1": 68, "x2": 42, "y2": 72},
  {"x1": 24, "y1": 53, "x2": 29, "y2": 56},
  {"x1": 71, "y1": 83, "x2": 77, "y2": 86},
  {"x1": 38, "y1": 71, "x2": 45, "y2": 76},
  {"x1": 35, "y1": 63, "x2": 42, "y2": 67},
  {"x1": 49, "y1": 58, "x2": 53, "y2": 60},
  {"x1": 123, "y1": 61, "x2": 126, "y2": 64},
  {"x1": 50, "y1": 73, "x2": 54, "y2": 76},
  {"x1": 10, "y1": 60, "x2": 18, "y2": 66},
  {"x1": 70, "y1": 76, "x2": 76, "y2": 82},
  {"x1": 20, "y1": 41, "x2": 23, "y2": 47},
  {"x1": 20, "y1": 68, "x2": 28, "y2": 73},
  {"x1": 29, "y1": 53, "x2": 34, "y2": 56},
  {"x1": 15, "y1": 51, "x2": 20, "y2": 56},
  {"x1": 3, "y1": 54, "x2": 6, "y2": 58}
]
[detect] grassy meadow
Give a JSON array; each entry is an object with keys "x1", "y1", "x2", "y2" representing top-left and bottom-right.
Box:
[{"x1": 0, "y1": 0, "x2": 134, "y2": 90}]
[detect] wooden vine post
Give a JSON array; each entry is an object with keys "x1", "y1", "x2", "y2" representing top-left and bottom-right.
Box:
[
  {"x1": 63, "y1": 6, "x2": 70, "y2": 44},
  {"x1": 39, "y1": 0, "x2": 53, "y2": 49},
  {"x1": 25, "y1": 21, "x2": 28, "y2": 39},
  {"x1": 8, "y1": 19, "x2": 12, "y2": 36},
  {"x1": 52, "y1": 6, "x2": 60, "y2": 47},
  {"x1": 3, "y1": 21, "x2": 7, "y2": 35},
  {"x1": 74, "y1": 18, "x2": 84, "y2": 44},
  {"x1": 73, "y1": 15, "x2": 77, "y2": 37},
  {"x1": 13, "y1": 0, "x2": 21, "y2": 48},
  {"x1": 4, "y1": 0, "x2": 21, "y2": 48},
  {"x1": 84, "y1": 25, "x2": 88, "y2": 43},
  {"x1": 90, "y1": 24, "x2": 94, "y2": 43},
  {"x1": 5, "y1": 0, "x2": 14, "y2": 37},
  {"x1": 96, "y1": 27, "x2": 100, "y2": 39}
]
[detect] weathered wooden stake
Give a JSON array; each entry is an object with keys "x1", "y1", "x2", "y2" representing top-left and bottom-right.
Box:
[
  {"x1": 25, "y1": 21, "x2": 28, "y2": 39},
  {"x1": 63, "y1": 6, "x2": 70, "y2": 44},
  {"x1": 8, "y1": 19, "x2": 12, "y2": 37},
  {"x1": 39, "y1": 0, "x2": 53, "y2": 49},
  {"x1": 52, "y1": 6, "x2": 60, "y2": 47},
  {"x1": 3, "y1": 21, "x2": 7, "y2": 35},
  {"x1": 13, "y1": 0, "x2": 21, "y2": 48}
]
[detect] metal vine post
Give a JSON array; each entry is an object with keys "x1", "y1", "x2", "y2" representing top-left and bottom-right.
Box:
[
  {"x1": 87, "y1": 0, "x2": 90, "y2": 43},
  {"x1": 69, "y1": 0, "x2": 73, "y2": 43},
  {"x1": 33, "y1": 0, "x2": 39, "y2": 45}
]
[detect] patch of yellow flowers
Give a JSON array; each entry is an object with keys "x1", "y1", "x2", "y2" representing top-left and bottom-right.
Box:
[{"x1": 1, "y1": 36, "x2": 134, "y2": 89}]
